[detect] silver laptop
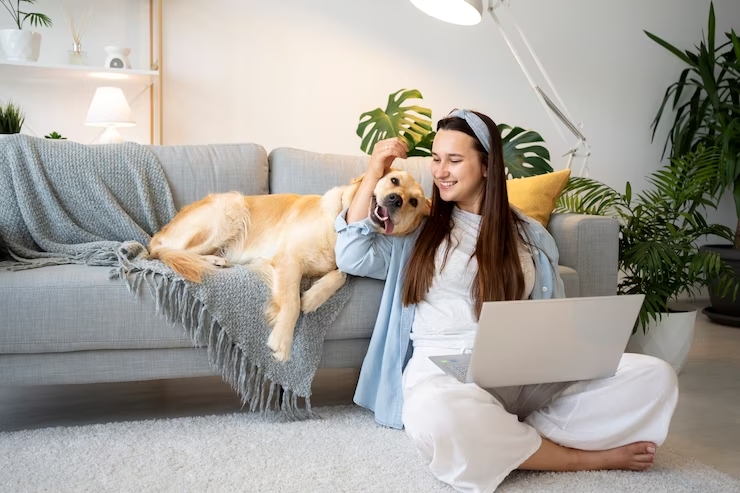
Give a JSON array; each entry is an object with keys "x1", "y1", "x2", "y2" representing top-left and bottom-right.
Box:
[{"x1": 429, "y1": 294, "x2": 644, "y2": 387}]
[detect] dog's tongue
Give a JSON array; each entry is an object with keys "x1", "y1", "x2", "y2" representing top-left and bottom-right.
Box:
[{"x1": 378, "y1": 206, "x2": 394, "y2": 234}]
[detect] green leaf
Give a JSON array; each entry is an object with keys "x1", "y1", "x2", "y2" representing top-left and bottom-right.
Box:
[
  {"x1": 356, "y1": 88, "x2": 433, "y2": 155},
  {"x1": 708, "y1": 2, "x2": 716, "y2": 61},
  {"x1": 731, "y1": 30, "x2": 740, "y2": 65},
  {"x1": 645, "y1": 30, "x2": 695, "y2": 66},
  {"x1": 673, "y1": 69, "x2": 691, "y2": 110},
  {"x1": 406, "y1": 130, "x2": 435, "y2": 157},
  {"x1": 499, "y1": 124, "x2": 552, "y2": 178},
  {"x1": 22, "y1": 12, "x2": 52, "y2": 28}
]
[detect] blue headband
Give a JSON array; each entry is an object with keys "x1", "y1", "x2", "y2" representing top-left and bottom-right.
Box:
[{"x1": 447, "y1": 109, "x2": 491, "y2": 154}]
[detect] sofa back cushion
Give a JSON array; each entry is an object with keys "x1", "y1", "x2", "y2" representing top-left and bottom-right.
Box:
[
  {"x1": 148, "y1": 144, "x2": 268, "y2": 210},
  {"x1": 268, "y1": 147, "x2": 435, "y2": 197}
]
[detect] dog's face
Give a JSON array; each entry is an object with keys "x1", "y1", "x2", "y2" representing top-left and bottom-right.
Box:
[{"x1": 368, "y1": 170, "x2": 430, "y2": 236}]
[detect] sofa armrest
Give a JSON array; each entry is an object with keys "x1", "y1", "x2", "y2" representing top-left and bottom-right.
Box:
[{"x1": 547, "y1": 213, "x2": 619, "y2": 297}]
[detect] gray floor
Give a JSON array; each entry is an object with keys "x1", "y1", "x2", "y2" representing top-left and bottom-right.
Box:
[
  {"x1": 663, "y1": 302, "x2": 740, "y2": 479},
  {"x1": 1, "y1": 303, "x2": 739, "y2": 479}
]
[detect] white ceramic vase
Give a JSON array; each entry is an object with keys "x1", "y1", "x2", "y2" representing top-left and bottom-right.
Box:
[
  {"x1": 625, "y1": 309, "x2": 697, "y2": 374},
  {"x1": 0, "y1": 29, "x2": 41, "y2": 62}
]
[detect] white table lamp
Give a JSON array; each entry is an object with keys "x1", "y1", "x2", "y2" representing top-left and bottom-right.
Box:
[
  {"x1": 85, "y1": 86, "x2": 135, "y2": 144},
  {"x1": 410, "y1": 0, "x2": 591, "y2": 175}
]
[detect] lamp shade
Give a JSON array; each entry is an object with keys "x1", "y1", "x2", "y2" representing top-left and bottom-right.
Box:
[
  {"x1": 85, "y1": 87, "x2": 135, "y2": 127},
  {"x1": 409, "y1": 0, "x2": 483, "y2": 25}
]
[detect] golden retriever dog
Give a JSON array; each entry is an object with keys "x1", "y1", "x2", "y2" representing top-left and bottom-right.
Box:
[{"x1": 148, "y1": 169, "x2": 429, "y2": 362}]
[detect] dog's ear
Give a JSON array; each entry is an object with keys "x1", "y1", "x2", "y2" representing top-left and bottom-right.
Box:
[
  {"x1": 352, "y1": 168, "x2": 400, "y2": 184},
  {"x1": 426, "y1": 197, "x2": 432, "y2": 210}
]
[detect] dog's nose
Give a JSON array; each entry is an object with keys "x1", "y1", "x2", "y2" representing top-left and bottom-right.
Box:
[{"x1": 387, "y1": 194, "x2": 403, "y2": 208}]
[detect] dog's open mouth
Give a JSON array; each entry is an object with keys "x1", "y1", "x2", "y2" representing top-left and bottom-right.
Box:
[{"x1": 371, "y1": 195, "x2": 394, "y2": 234}]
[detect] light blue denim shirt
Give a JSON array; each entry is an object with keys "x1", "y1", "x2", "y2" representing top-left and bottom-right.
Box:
[{"x1": 334, "y1": 208, "x2": 566, "y2": 429}]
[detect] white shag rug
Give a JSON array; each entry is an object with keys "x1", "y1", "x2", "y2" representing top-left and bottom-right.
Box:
[{"x1": 1, "y1": 405, "x2": 738, "y2": 493}]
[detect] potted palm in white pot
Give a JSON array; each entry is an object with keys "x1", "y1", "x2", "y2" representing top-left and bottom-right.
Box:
[
  {"x1": 1, "y1": 0, "x2": 52, "y2": 62},
  {"x1": 556, "y1": 146, "x2": 739, "y2": 373}
]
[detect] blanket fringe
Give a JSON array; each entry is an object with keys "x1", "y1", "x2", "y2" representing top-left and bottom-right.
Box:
[{"x1": 117, "y1": 267, "x2": 314, "y2": 421}]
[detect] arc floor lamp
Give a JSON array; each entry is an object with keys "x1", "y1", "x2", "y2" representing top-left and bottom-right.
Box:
[{"x1": 410, "y1": 0, "x2": 591, "y2": 176}]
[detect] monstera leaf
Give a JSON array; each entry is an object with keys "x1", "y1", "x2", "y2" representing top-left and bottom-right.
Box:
[
  {"x1": 499, "y1": 124, "x2": 552, "y2": 178},
  {"x1": 406, "y1": 131, "x2": 436, "y2": 157},
  {"x1": 357, "y1": 89, "x2": 433, "y2": 155}
]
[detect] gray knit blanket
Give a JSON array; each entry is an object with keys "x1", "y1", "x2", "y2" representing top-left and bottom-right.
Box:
[{"x1": 0, "y1": 135, "x2": 352, "y2": 418}]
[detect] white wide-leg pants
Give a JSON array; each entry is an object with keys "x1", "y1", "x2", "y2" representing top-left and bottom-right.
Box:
[{"x1": 401, "y1": 348, "x2": 679, "y2": 493}]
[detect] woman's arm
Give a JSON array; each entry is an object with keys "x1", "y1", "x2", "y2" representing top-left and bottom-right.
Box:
[{"x1": 335, "y1": 212, "x2": 393, "y2": 280}]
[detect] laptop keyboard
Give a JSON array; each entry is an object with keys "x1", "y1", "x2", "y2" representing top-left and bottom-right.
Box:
[{"x1": 447, "y1": 363, "x2": 469, "y2": 381}]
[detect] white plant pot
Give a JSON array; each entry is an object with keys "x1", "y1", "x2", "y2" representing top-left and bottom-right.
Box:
[
  {"x1": 0, "y1": 29, "x2": 41, "y2": 62},
  {"x1": 625, "y1": 309, "x2": 697, "y2": 374}
]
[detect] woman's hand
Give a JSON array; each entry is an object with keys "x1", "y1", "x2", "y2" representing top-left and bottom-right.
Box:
[{"x1": 367, "y1": 138, "x2": 409, "y2": 179}]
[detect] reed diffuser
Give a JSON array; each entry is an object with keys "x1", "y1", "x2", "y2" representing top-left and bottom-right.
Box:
[{"x1": 60, "y1": 0, "x2": 93, "y2": 65}]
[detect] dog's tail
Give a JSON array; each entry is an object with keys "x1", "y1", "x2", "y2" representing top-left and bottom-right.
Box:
[{"x1": 149, "y1": 248, "x2": 214, "y2": 283}]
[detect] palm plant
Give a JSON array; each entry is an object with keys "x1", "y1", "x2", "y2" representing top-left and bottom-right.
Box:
[
  {"x1": 357, "y1": 88, "x2": 553, "y2": 178},
  {"x1": 646, "y1": 2, "x2": 739, "y2": 245},
  {"x1": 1, "y1": 0, "x2": 52, "y2": 29},
  {"x1": 556, "y1": 146, "x2": 738, "y2": 332},
  {"x1": 0, "y1": 102, "x2": 25, "y2": 134}
]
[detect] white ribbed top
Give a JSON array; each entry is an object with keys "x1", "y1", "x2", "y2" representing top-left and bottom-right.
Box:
[{"x1": 410, "y1": 207, "x2": 535, "y2": 351}]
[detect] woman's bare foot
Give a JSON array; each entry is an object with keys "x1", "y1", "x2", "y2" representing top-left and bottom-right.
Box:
[
  {"x1": 577, "y1": 441, "x2": 656, "y2": 471},
  {"x1": 519, "y1": 437, "x2": 657, "y2": 472}
]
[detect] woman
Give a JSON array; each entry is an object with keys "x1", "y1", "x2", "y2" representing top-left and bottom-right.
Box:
[{"x1": 334, "y1": 109, "x2": 678, "y2": 493}]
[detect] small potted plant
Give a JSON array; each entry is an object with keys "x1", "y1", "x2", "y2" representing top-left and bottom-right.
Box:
[
  {"x1": 0, "y1": 0, "x2": 52, "y2": 62},
  {"x1": 0, "y1": 101, "x2": 25, "y2": 135},
  {"x1": 44, "y1": 131, "x2": 67, "y2": 140},
  {"x1": 556, "y1": 146, "x2": 739, "y2": 373}
]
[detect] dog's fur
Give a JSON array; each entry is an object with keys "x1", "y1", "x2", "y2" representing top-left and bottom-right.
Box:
[{"x1": 148, "y1": 169, "x2": 429, "y2": 362}]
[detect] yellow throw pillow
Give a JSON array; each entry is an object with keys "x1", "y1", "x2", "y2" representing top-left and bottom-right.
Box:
[{"x1": 506, "y1": 169, "x2": 571, "y2": 226}]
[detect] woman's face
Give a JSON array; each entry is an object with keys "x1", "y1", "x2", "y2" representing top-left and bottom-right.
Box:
[{"x1": 430, "y1": 129, "x2": 487, "y2": 215}]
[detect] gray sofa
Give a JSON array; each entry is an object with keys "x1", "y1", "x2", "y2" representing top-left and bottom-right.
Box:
[{"x1": 0, "y1": 143, "x2": 619, "y2": 387}]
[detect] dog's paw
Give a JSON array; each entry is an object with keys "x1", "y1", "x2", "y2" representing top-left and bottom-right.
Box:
[
  {"x1": 201, "y1": 255, "x2": 229, "y2": 268},
  {"x1": 301, "y1": 290, "x2": 323, "y2": 313},
  {"x1": 267, "y1": 330, "x2": 291, "y2": 363}
]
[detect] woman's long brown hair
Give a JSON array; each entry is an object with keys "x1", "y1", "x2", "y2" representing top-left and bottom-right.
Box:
[{"x1": 402, "y1": 111, "x2": 527, "y2": 318}]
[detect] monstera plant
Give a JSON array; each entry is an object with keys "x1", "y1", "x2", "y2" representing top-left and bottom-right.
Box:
[{"x1": 357, "y1": 88, "x2": 553, "y2": 178}]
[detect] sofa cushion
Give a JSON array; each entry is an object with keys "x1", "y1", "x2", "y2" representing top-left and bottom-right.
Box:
[
  {"x1": 0, "y1": 264, "x2": 384, "y2": 355},
  {"x1": 148, "y1": 144, "x2": 269, "y2": 210},
  {"x1": 507, "y1": 169, "x2": 571, "y2": 227}
]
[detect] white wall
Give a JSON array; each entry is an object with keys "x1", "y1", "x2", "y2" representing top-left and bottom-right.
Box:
[
  {"x1": 161, "y1": 0, "x2": 740, "y2": 230},
  {"x1": 2, "y1": 0, "x2": 738, "y2": 229}
]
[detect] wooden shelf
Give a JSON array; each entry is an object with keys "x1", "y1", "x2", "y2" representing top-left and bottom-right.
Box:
[{"x1": 0, "y1": 59, "x2": 159, "y2": 84}]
